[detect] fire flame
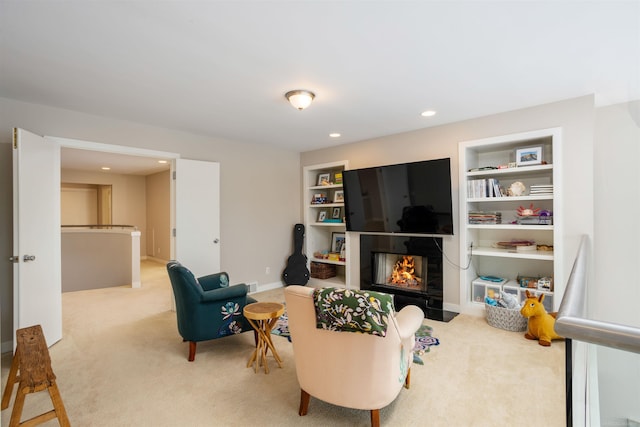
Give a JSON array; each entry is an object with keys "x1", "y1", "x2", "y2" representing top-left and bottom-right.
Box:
[{"x1": 389, "y1": 256, "x2": 422, "y2": 287}]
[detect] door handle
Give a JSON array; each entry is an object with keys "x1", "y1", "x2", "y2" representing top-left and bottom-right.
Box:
[
  {"x1": 23, "y1": 255, "x2": 36, "y2": 262},
  {"x1": 213, "y1": 239, "x2": 220, "y2": 244}
]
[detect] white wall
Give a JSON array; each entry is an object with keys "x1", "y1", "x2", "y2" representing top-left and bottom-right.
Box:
[
  {"x1": 593, "y1": 100, "x2": 640, "y2": 425},
  {"x1": 301, "y1": 95, "x2": 595, "y2": 312},
  {"x1": 61, "y1": 169, "x2": 147, "y2": 256},
  {"x1": 0, "y1": 96, "x2": 301, "y2": 347}
]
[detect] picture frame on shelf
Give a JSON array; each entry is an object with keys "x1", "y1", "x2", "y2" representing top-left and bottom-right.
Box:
[
  {"x1": 332, "y1": 207, "x2": 341, "y2": 219},
  {"x1": 333, "y1": 190, "x2": 344, "y2": 203},
  {"x1": 333, "y1": 172, "x2": 343, "y2": 185},
  {"x1": 317, "y1": 210, "x2": 327, "y2": 222},
  {"x1": 331, "y1": 232, "x2": 345, "y2": 253},
  {"x1": 317, "y1": 173, "x2": 331, "y2": 186},
  {"x1": 515, "y1": 146, "x2": 543, "y2": 167}
]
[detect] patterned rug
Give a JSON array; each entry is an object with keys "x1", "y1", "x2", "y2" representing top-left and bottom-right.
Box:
[{"x1": 271, "y1": 311, "x2": 439, "y2": 365}]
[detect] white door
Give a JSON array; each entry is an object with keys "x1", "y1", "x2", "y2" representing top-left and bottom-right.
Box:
[
  {"x1": 12, "y1": 128, "x2": 62, "y2": 346},
  {"x1": 173, "y1": 159, "x2": 220, "y2": 277}
]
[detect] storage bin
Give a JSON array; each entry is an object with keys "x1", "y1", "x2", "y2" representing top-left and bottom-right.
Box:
[
  {"x1": 310, "y1": 262, "x2": 336, "y2": 279},
  {"x1": 485, "y1": 303, "x2": 528, "y2": 332}
]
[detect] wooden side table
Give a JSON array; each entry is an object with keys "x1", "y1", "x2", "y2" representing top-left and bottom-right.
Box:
[{"x1": 243, "y1": 302, "x2": 285, "y2": 374}]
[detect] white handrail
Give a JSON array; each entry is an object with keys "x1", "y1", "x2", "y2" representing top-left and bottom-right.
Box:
[{"x1": 555, "y1": 235, "x2": 640, "y2": 354}]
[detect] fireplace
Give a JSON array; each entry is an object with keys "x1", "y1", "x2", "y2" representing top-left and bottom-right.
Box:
[{"x1": 360, "y1": 234, "x2": 457, "y2": 322}]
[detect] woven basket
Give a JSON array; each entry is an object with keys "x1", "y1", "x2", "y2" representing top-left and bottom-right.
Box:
[
  {"x1": 310, "y1": 262, "x2": 336, "y2": 279},
  {"x1": 485, "y1": 303, "x2": 528, "y2": 332}
]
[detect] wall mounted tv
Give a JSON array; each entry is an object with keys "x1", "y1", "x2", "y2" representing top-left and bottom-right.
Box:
[{"x1": 343, "y1": 158, "x2": 454, "y2": 235}]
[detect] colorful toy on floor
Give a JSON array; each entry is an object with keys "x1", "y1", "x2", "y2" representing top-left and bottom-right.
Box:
[{"x1": 520, "y1": 290, "x2": 563, "y2": 346}]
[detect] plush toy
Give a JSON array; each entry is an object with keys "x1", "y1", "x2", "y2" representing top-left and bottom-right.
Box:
[{"x1": 520, "y1": 290, "x2": 563, "y2": 346}]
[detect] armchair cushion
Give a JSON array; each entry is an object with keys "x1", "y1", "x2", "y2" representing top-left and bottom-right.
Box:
[
  {"x1": 197, "y1": 272, "x2": 230, "y2": 291},
  {"x1": 313, "y1": 288, "x2": 394, "y2": 337}
]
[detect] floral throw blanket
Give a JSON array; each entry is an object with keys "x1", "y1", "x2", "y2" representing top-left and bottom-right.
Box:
[{"x1": 312, "y1": 288, "x2": 394, "y2": 337}]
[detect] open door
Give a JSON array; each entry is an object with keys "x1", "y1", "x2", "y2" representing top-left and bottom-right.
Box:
[
  {"x1": 173, "y1": 159, "x2": 220, "y2": 277},
  {"x1": 12, "y1": 128, "x2": 62, "y2": 346}
]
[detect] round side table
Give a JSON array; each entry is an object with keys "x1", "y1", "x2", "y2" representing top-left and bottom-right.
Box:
[{"x1": 243, "y1": 302, "x2": 285, "y2": 374}]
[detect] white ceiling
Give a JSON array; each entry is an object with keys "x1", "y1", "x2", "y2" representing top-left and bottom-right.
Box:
[{"x1": 2, "y1": 1, "x2": 639, "y2": 171}]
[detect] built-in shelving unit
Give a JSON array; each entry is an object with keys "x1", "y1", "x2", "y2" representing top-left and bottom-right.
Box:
[
  {"x1": 459, "y1": 128, "x2": 563, "y2": 314},
  {"x1": 303, "y1": 161, "x2": 349, "y2": 287}
]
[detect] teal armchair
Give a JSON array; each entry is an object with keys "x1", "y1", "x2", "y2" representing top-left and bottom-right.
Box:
[{"x1": 166, "y1": 261, "x2": 257, "y2": 361}]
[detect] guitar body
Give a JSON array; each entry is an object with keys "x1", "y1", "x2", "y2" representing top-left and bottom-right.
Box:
[{"x1": 283, "y1": 223, "x2": 310, "y2": 286}]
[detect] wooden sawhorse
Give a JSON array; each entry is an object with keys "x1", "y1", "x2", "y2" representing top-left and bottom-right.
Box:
[{"x1": 1, "y1": 325, "x2": 70, "y2": 426}]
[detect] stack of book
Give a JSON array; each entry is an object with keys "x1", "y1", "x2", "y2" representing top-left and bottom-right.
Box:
[
  {"x1": 469, "y1": 211, "x2": 502, "y2": 224},
  {"x1": 529, "y1": 184, "x2": 553, "y2": 196}
]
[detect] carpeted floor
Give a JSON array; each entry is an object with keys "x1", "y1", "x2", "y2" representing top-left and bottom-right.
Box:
[{"x1": 1, "y1": 260, "x2": 566, "y2": 426}]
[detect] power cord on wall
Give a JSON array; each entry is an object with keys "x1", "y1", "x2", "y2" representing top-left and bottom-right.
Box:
[{"x1": 433, "y1": 237, "x2": 473, "y2": 270}]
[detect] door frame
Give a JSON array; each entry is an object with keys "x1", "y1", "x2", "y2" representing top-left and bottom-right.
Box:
[{"x1": 52, "y1": 136, "x2": 181, "y2": 260}]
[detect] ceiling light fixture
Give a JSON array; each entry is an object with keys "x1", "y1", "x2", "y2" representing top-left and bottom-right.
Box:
[
  {"x1": 101, "y1": 167, "x2": 111, "y2": 171},
  {"x1": 158, "y1": 160, "x2": 168, "y2": 164},
  {"x1": 329, "y1": 133, "x2": 341, "y2": 138},
  {"x1": 421, "y1": 110, "x2": 437, "y2": 117},
  {"x1": 285, "y1": 90, "x2": 315, "y2": 110}
]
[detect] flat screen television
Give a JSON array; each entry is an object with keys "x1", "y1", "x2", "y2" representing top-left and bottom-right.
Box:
[{"x1": 343, "y1": 158, "x2": 454, "y2": 235}]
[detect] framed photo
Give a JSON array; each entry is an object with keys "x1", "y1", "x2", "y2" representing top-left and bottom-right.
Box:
[
  {"x1": 333, "y1": 171, "x2": 343, "y2": 185},
  {"x1": 516, "y1": 146, "x2": 542, "y2": 167},
  {"x1": 332, "y1": 207, "x2": 341, "y2": 219},
  {"x1": 331, "y1": 232, "x2": 345, "y2": 253},
  {"x1": 317, "y1": 173, "x2": 330, "y2": 186},
  {"x1": 317, "y1": 210, "x2": 327, "y2": 222},
  {"x1": 333, "y1": 190, "x2": 344, "y2": 203}
]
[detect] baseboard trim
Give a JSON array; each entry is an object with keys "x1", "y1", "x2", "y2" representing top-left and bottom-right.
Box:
[
  {"x1": 253, "y1": 281, "x2": 284, "y2": 294},
  {"x1": 2, "y1": 340, "x2": 13, "y2": 354},
  {"x1": 145, "y1": 256, "x2": 168, "y2": 265}
]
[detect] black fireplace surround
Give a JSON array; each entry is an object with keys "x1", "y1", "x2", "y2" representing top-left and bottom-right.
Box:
[{"x1": 360, "y1": 234, "x2": 458, "y2": 322}]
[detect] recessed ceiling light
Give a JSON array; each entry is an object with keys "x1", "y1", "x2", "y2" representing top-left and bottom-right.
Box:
[
  {"x1": 421, "y1": 110, "x2": 437, "y2": 117},
  {"x1": 329, "y1": 133, "x2": 341, "y2": 138},
  {"x1": 158, "y1": 160, "x2": 168, "y2": 164},
  {"x1": 101, "y1": 167, "x2": 111, "y2": 171}
]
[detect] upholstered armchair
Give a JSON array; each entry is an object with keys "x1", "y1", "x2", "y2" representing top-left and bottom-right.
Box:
[
  {"x1": 284, "y1": 285, "x2": 424, "y2": 427},
  {"x1": 166, "y1": 261, "x2": 257, "y2": 361}
]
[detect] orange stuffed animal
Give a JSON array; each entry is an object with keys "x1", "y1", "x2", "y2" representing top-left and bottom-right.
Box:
[{"x1": 520, "y1": 290, "x2": 563, "y2": 346}]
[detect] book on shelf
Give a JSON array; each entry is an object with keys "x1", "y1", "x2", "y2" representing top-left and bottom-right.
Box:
[{"x1": 467, "y1": 178, "x2": 504, "y2": 198}]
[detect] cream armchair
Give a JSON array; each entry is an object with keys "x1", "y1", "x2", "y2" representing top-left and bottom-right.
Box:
[{"x1": 284, "y1": 285, "x2": 424, "y2": 427}]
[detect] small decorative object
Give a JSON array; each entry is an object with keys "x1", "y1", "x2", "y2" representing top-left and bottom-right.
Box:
[
  {"x1": 311, "y1": 193, "x2": 327, "y2": 204},
  {"x1": 516, "y1": 203, "x2": 540, "y2": 217},
  {"x1": 331, "y1": 232, "x2": 345, "y2": 253},
  {"x1": 317, "y1": 173, "x2": 331, "y2": 186},
  {"x1": 494, "y1": 240, "x2": 535, "y2": 250},
  {"x1": 536, "y1": 244, "x2": 553, "y2": 251},
  {"x1": 508, "y1": 181, "x2": 526, "y2": 196},
  {"x1": 538, "y1": 210, "x2": 552, "y2": 225},
  {"x1": 515, "y1": 146, "x2": 543, "y2": 167},
  {"x1": 517, "y1": 274, "x2": 540, "y2": 288},
  {"x1": 520, "y1": 290, "x2": 563, "y2": 346},
  {"x1": 333, "y1": 190, "x2": 344, "y2": 203},
  {"x1": 317, "y1": 211, "x2": 327, "y2": 222},
  {"x1": 537, "y1": 277, "x2": 553, "y2": 291}
]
